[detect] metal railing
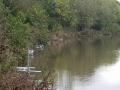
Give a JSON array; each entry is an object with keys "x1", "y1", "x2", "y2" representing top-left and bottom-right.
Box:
[{"x1": 17, "y1": 48, "x2": 41, "y2": 73}]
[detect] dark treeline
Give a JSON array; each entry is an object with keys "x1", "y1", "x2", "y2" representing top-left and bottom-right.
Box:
[{"x1": 0, "y1": 0, "x2": 120, "y2": 72}]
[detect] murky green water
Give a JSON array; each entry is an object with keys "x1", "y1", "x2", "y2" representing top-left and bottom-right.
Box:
[{"x1": 31, "y1": 37, "x2": 120, "y2": 90}]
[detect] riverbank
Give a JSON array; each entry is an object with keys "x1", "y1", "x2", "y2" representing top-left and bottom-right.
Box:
[
  {"x1": 0, "y1": 28, "x2": 120, "y2": 89},
  {"x1": 0, "y1": 69, "x2": 55, "y2": 90},
  {"x1": 48, "y1": 29, "x2": 120, "y2": 43}
]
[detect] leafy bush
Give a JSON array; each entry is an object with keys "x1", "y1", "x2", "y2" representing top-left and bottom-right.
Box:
[
  {"x1": 26, "y1": 3, "x2": 48, "y2": 29},
  {"x1": 6, "y1": 11, "x2": 30, "y2": 47}
]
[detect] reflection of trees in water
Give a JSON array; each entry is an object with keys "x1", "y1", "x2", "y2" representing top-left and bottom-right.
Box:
[
  {"x1": 32, "y1": 37, "x2": 120, "y2": 77},
  {"x1": 31, "y1": 41, "x2": 75, "y2": 75},
  {"x1": 51, "y1": 37, "x2": 120, "y2": 76}
]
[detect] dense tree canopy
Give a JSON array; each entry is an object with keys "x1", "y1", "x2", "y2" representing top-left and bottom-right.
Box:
[
  {"x1": 1, "y1": 0, "x2": 120, "y2": 31},
  {"x1": 0, "y1": 0, "x2": 120, "y2": 46}
]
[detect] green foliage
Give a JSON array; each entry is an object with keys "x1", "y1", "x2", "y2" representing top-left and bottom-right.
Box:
[
  {"x1": 76, "y1": 0, "x2": 98, "y2": 29},
  {"x1": 26, "y1": 3, "x2": 48, "y2": 29},
  {"x1": 36, "y1": 29, "x2": 50, "y2": 45},
  {"x1": 3, "y1": 0, "x2": 36, "y2": 13},
  {"x1": 74, "y1": 0, "x2": 120, "y2": 31},
  {"x1": 6, "y1": 11, "x2": 29, "y2": 47},
  {"x1": 0, "y1": 2, "x2": 4, "y2": 18},
  {"x1": 29, "y1": 27, "x2": 50, "y2": 45},
  {"x1": 0, "y1": 62, "x2": 11, "y2": 73},
  {"x1": 54, "y1": 0, "x2": 78, "y2": 28},
  {"x1": 4, "y1": 62, "x2": 10, "y2": 69},
  {"x1": 2, "y1": 0, "x2": 120, "y2": 32},
  {"x1": 41, "y1": 0, "x2": 56, "y2": 17}
]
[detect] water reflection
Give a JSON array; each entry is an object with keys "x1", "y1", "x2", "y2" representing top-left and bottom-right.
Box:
[
  {"x1": 55, "y1": 50, "x2": 120, "y2": 90},
  {"x1": 32, "y1": 37, "x2": 120, "y2": 90},
  {"x1": 98, "y1": 54, "x2": 120, "y2": 84}
]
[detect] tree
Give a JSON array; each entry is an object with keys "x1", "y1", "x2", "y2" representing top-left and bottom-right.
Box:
[
  {"x1": 6, "y1": 11, "x2": 29, "y2": 47},
  {"x1": 54, "y1": 0, "x2": 78, "y2": 29},
  {"x1": 26, "y1": 2, "x2": 48, "y2": 28}
]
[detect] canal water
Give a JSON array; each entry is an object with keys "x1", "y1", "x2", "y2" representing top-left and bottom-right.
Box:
[{"x1": 31, "y1": 37, "x2": 120, "y2": 90}]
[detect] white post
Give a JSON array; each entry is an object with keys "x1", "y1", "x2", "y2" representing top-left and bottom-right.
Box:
[{"x1": 27, "y1": 48, "x2": 30, "y2": 73}]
